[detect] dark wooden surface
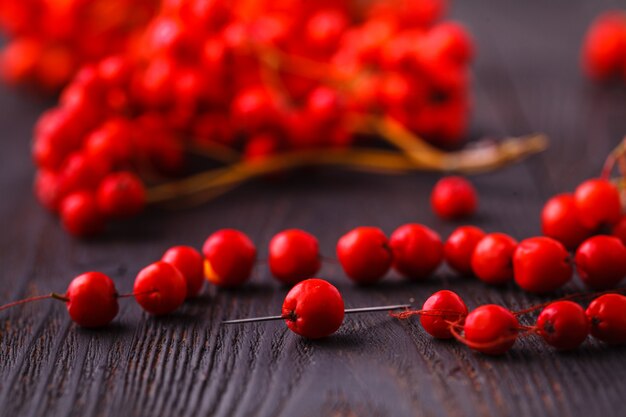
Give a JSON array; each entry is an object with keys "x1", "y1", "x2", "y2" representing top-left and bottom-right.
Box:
[{"x1": 2, "y1": 1, "x2": 626, "y2": 416}]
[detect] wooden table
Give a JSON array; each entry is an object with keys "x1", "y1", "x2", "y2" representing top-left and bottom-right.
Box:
[{"x1": 1, "y1": 1, "x2": 626, "y2": 416}]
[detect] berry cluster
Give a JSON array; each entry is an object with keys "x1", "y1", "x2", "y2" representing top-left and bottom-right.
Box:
[
  {"x1": 0, "y1": 0, "x2": 157, "y2": 91},
  {"x1": 582, "y1": 10, "x2": 626, "y2": 81},
  {"x1": 30, "y1": 0, "x2": 476, "y2": 235}
]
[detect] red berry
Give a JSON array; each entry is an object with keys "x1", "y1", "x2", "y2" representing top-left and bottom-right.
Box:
[
  {"x1": 96, "y1": 171, "x2": 146, "y2": 219},
  {"x1": 306, "y1": 10, "x2": 348, "y2": 50},
  {"x1": 430, "y1": 176, "x2": 477, "y2": 220},
  {"x1": 425, "y1": 21, "x2": 474, "y2": 65},
  {"x1": 586, "y1": 293, "x2": 626, "y2": 345},
  {"x1": 230, "y1": 86, "x2": 278, "y2": 132},
  {"x1": 541, "y1": 193, "x2": 592, "y2": 250},
  {"x1": 34, "y1": 169, "x2": 63, "y2": 212},
  {"x1": 582, "y1": 11, "x2": 626, "y2": 80},
  {"x1": 464, "y1": 305, "x2": 519, "y2": 355},
  {"x1": 575, "y1": 235, "x2": 626, "y2": 289},
  {"x1": 444, "y1": 225, "x2": 485, "y2": 275},
  {"x1": 134, "y1": 261, "x2": 187, "y2": 315},
  {"x1": 471, "y1": 233, "x2": 518, "y2": 285},
  {"x1": 162, "y1": 246, "x2": 204, "y2": 298},
  {"x1": 420, "y1": 290, "x2": 468, "y2": 339},
  {"x1": 281, "y1": 278, "x2": 344, "y2": 339},
  {"x1": 58, "y1": 152, "x2": 110, "y2": 195},
  {"x1": 536, "y1": 301, "x2": 589, "y2": 350},
  {"x1": 513, "y1": 237, "x2": 573, "y2": 294},
  {"x1": 269, "y1": 229, "x2": 321, "y2": 285},
  {"x1": 203, "y1": 229, "x2": 257, "y2": 287},
  {"x1": 574, "y1": 178, "x2": 621, "y2": 230},
  {"x1": 65, "y1": 272, "x2": 118, "y2": 328},
  {"x1": 389, "y1": 224, "x2": 443, "y2": 279},
  {"x1": 306, "y1": 86, "x2": 341, "y2": 124},
  {"x1": 84, "y1": 118, "x2": 134, "y2": 165},
  {"x1": 337, "y1": 227, "x2": 392, "y2": 284},
  {"x1": 60, "y1": 191, "x2": 105, "y2": 237}
]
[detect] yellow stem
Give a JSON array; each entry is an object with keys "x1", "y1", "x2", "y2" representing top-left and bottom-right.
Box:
[{"x1": 354, "y1": 115, "x2": 549, "y2": 173}]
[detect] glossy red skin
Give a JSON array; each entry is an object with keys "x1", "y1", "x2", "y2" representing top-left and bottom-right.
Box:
[
  {"x1": 574, "y1": 178, "x2": 621, "y2": 230},
  {"x1": 471, "y1": 233, "x2": 518, "y2": 285},
  {"x1": 202, "y1": 229, "x2": 257, "y2": 287},
  {"x1": 582, "y1": 11, "x2": 626, "y2": 80},
  {"x1": 60, "y1": 191, "x2": 105, "y2": 237},
  {"x1": 537, "y1": 301, "x2": 589, "y2": 350},
  {"x1": 336, "y1": 227, "x2": 392, "y2": 284},
  {"x1": 65, "y1": 272, "x2": 119, "y2": 328},
  {"x1": 513, "y1": 237, "x2": 573, "y2": 293},
  {"x1": 430, "y1": 176, "x2": 477, "y2": 220},
  {"x1": 464, "y1": 305, "x2": 519, "y2": 355},
  {"x1": 390, "y1": 224, "x2": 443, "y2": 279},
  {"x1": 575, "y1": 235, "x2": 626, "y2": 289},
  {"x1": 541, "y1": 193, "x2": 592, "y2": 250},
  {"x1": 134, "y1": 261, "x2": 187, "y2": 315},
  {"x1": 58, "y1": 152, "x2": 110, "y2": 196},
  {"x1": 586, "y1": 294, "x2": 626, "y2": 345},
  {"x1": 611, "y1": 215, "x2": 626, "y2": 246},
  {"x1": 281, "y1": 278, "x2": 344, "y2": 339},
  {"x1": 96, "y1": 171, "x2": 146, "y2": 218},
  {"x1": 444, "y1": 225, "x2": 485, "y2": 275},
  {"x1": 162, "y1": 246, "x2": 205, "y2": 298},
  {"x1": 420, "y1": 290, "x2": 468, "y2": 339},
  {"x1": 269, "y1": 229, "x2": 321, "y2": 285}
]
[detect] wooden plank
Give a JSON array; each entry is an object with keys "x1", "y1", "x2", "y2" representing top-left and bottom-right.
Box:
[{"x1": 1, "y1": 0, "x2": 626, "y2": 416}]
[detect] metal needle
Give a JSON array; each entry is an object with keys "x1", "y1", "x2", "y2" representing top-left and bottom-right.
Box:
[{"x1": 222, "y1": 303, "x2": 412, "y2": 324}]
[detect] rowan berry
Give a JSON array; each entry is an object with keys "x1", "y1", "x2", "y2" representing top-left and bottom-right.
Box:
[
  {"x1": 65, "y1": 272, "x2": 119, "y2": 328},
  {"x1": 96, "y1": 172, "x2": 146, "y2": 219},
  {"x1": 464, "y1": 305, "x2": 519, "y2": 355},
  {"x1": 574, "y1": 178, "x2": 621, "y2": 230},
  {"x1": 162, "y1": 246, "x2": 205, "y2": 298},
  {"x1": 430, "y1": 176, "x2": 477, "y2": 220},
  {"x1": 305, "y1": 10, "x2": 348, "y2": 51},
  {"x1": 389, "y1": 224, "x2": 443, "y2": 279},
  {"x1": 471, "y1": 233, "x2": 518, "y2": 285},
  {"x1": 34, "y1": 169, "x2": 62, "y2": 212},
  {"x1": 134, "y1": 261, "x2": 187, "y2": 315},
  {"x1": 60, "y1": 191, "x2": 105, "y2": 237},
  {"x1": 582, "y1": 11, "x2": 626, "y2": 80},
  {"x1": 58, "y1": 152, "x2": 110, "y2": 196},
  {"x1": 84, "y1": 118, "x2": 134, "y2": 165},
  {"x1": 586, "y1": 293, "x2": 626, "y2": 344},
  {"x1": 444, "y1": 225, "x2": 485, "y2": 275},
  {"x1": 203, "y1": 229, "x2": 257, "y2": 287},
  {"x1": 337, "y1": 227, "x2": 392, "y2": 284},
  {"x1": 420, "y1": 290, "x2": 468, "y2": 339},
  {"x1": 513, "y1": 237, "x2": 573, "y2": 293},
  {"x1": 281, "y1": 278, "x2": 344, "y2": 339},
  {"x1": 575, "y1": 235, "x2": 626, "y2": 289},
  {"x1": 541, "y1": 193, "x2": 592, "y2": 250},
  {"x1": 269, "y1": 229, "x2": 321, "y2": 285},
  {"x1": 536, "y1": 301, "x2": 589, "y2": 350}
]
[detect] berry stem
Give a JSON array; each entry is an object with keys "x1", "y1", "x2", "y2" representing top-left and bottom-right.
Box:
[
  {"x1": 146, "y1": 129, "x2": 547, "y2": 206},
  {"x1": 0, "y1": 292, "x2": 68, "y2": 312},
  {"x1": 117, "y1": 289, "x2": 157, "y2": 298},
  {"x1": 601, "y1": 136, "x2": 626, "y2": 179}
]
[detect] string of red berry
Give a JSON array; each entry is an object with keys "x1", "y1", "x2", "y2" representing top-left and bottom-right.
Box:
[{"x1": 10, "y1": 162, "x2": 626, "y2": 329}]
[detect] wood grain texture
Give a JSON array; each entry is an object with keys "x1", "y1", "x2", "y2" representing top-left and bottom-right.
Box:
[{"x1": 2, "y1": 1, "x2": 626, "y2": 416}]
